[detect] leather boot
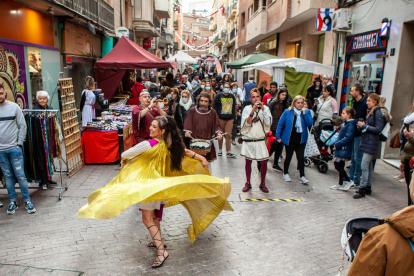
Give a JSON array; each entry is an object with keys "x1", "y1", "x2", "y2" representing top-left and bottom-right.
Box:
[
  {"x1": 353, "y1": 187, "x2": 366, "y2": 199},
  {"x1": 365, "y1": 186, "x2": 372, "y2": 195},
  {"x1": 259, "y1": 182, "x2": 269, "y2": 193},
  {"x1": 242, "y1": 182, "x2": 252, "y2": 192}
]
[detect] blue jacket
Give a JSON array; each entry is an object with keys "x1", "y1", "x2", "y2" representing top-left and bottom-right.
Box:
[
  {"x1": 359, "y1": 107, "x2": 385, "y2": 154},
  {"x1": 276, "y1": 109, "x2": 314, "y2": 145},
  {"x1": 334, "y1": 119, "x2": 357, "y2": 159},
  {"x1": 242, "y1": 82, "x2": 257, "y2": 103}
]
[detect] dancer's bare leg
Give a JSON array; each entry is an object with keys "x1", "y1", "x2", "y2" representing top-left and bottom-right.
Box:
[
  {"x1": 142, "y1": 210, "x2": 165, "y2": 248},
  {"x1": 142, "y1": 210, "x2": 169, "y2": 267}
]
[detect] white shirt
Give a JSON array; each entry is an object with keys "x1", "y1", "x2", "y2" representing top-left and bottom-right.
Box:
[
  {"x1": 186, "y1": 81, "x2": 192, "y2": 91},
  {"x1": 240, "y1": 88, "x2": 246, "y2": 102}
]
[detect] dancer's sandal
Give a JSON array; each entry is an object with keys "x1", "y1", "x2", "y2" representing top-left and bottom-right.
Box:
[
  {"x1": 146, "y1": 242, "x2": 167, "y2": 248},
  {"x1": 147, "y1": 225, "x2": 169, "y2": 269}
]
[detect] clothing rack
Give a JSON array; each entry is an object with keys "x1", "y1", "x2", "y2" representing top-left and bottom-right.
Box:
[{"x1": 21, "y1": 109, "x2": 68, "y2": 200}]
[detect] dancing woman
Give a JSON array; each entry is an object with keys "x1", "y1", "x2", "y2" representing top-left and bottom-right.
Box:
[{"x1": 78, "y1": 116, "x2": 232, "y2": 269}]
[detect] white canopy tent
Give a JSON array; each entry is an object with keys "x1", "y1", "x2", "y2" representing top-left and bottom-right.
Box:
[
  {"x1": 166, "y1": 51, "x2": 198, "y2": 64},
  {"x1": 242, "y1": 58, "x2": 335, "y2": 85}
]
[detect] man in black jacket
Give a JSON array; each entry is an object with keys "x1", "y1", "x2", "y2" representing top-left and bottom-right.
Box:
[
  {"x1": 213, "y1": 82, "x2": 237, "y2": 158},
  {"x1": 348, "y1": 84, "x2": 368, "y2": 188}
]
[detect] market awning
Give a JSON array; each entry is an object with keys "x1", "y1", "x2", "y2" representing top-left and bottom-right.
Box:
[
  {"x1": 205, "y1": 57, "x2": 215, "y2": 62},
  {"x1": 166, "y1": 51, "x2": 197, "y2": 64},
  {"x1": 226, "y1": 52, "x2": 282, "y2": 69},
  {"x1": 95, "y1": 36, "x2": 172, "y2": 69},
  {"x1": 242, "y1": 58, "x2": 334, "y2": 76},
  {"x1": 94, "y1": 36, "x2": 173, "y2": 100}
]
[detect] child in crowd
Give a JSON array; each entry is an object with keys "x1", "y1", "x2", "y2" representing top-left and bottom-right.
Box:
[
  {"x1": 304, "y1": 99, "x2": 314, "y2": 119},
  {"x1": 331, "y1": 107, "x2": 357, "y2": 191}
]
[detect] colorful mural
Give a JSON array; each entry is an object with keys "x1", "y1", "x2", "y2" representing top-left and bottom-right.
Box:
[{"x1": 0, "y1": 42, "x2": 27, "y2": 108}]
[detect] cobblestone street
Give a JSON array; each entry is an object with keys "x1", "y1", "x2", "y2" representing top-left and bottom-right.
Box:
[{"x1": 0, "y1": 141, "x2": 407, "y2": 275}]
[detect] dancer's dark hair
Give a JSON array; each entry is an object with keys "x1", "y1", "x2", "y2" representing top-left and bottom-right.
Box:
[{"x1": 154, "y1": 116, "x2": 185, "y2": 171}]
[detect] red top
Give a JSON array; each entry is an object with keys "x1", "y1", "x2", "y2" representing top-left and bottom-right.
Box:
[
  {"x1": 262, "y1": 93, "x2": 273, "y2": 106},
  {"x1": 128, "y1": 82, "x2": 145, "y2": 105},
  {"x1": 132, "y1": 106, "x2": 160, "y2": 142}
]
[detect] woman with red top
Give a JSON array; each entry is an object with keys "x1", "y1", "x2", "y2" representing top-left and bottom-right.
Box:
[{"x1": 128, "y1": 76, "x2": 144, "y2": 105}]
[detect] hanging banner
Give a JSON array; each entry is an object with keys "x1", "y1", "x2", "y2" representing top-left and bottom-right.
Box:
[{"x1": 315, "y1": 8, "x2": 337, "y2": 31}]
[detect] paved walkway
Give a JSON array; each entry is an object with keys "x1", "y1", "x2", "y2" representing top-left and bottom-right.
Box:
[{"x1": 0, "y1": 141, "x2": 407, "y2": 275}]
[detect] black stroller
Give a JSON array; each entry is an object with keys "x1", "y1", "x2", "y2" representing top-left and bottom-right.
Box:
[{"x1": 304, "y1": 118, "x2": 339, "y2": 173}]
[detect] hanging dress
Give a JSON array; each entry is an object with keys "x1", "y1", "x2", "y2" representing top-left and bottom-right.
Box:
[{"x1": 77, "y1": 139, "x2": 233, "y2": 243}]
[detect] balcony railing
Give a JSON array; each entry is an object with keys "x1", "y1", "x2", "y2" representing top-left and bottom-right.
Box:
[
  {"x1": 230, "y1": 28, "x2": 237, "y2": 40},
  {"x1": 49, "y1": 0, "x2": 114, "y2": 31},
  {"x1": 226, "y1": 2, "x2": 237, "y2": 20}
]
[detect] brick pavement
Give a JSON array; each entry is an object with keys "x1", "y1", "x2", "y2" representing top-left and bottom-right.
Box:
[{"x1": 0, "y1": 141, "x2": 407, "y2": 275}]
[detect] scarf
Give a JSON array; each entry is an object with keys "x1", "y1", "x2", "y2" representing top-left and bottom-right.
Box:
[
  {"x1": 293, "y1": 107, "x2": 303, "y2": 133},
  {"x1": 180, "y1": 97, "x2": 194, "y2": 111}
]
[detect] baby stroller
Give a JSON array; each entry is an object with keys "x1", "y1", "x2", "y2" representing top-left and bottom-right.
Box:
[
  {"x1": 335, "y1": 217, "x2": 381, "y2": 274},
  {"x1": 304, "y1": 118, "x2": 339, "y2": 173}
]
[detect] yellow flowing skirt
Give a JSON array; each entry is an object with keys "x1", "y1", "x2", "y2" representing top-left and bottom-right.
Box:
[{"x1": 77, "y1": 141, "x2": 233, "y2": 243}]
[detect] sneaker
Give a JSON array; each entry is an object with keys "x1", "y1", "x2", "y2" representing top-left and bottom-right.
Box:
[
  {"x1": 226, "y1": 152, "x2": 237, "y2": 158},
  {"x1": 350, "y1": 183, "x2": 359, "y2": 189},
  {"x1": 340, "y1": 181, "x2": 354, "y2": 191},
  {"x1": 218, "y1": 150, "x2": 222, "y2": 156},
  {"x1": 42, "y1": 184, "x2": 48, "y2": 190},
  {"x1": 272, "y1": 164, "x2": 283, "y2": 172},
  {"x1": 25, "y1": 202, "x2": 36, "y2": 214},
  {"x1": 399, "y1": 178, "x2": 406, "y2": 183},
  {"x1": 7, "y1": 202, "x2": 18, "y2": 215},
  {"x1": 282, "y1": 174, "x2": 291, "y2": 182},
  {"x1": 394, "y1": 172, "x2": 404, "y2": 179},
  {"x1": 231, "y1": 140, "x2": 236, "y2": 145},
  {"x1": 330, "y1": 183, "x2": 342, "y2": 190},
  {"x1": 299, "y1": 176, "x2": 309, "y2": 184},
  {"x1": 0, "y1": 201, "x2": 3, "y2": 208}
]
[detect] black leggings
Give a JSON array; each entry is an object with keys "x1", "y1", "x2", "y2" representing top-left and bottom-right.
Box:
[
  {"x1": 335, "y1": 161, "x2": 350, "y2": 185},
  {"x1": 404, "y1": 159, "x2": 413, "y2": 206},
  {"x1": 269, "y1": 141, "x2": 284, "y2": 165},
  {"x1": 284, "y1": 142, "x2": 306, "y2": 177}
]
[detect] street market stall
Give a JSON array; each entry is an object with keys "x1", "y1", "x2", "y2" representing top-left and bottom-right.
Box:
[
  {"x1": 81, "y1": 36, "x2": 173, "y2": 164},
  {"x1": 242, "y1": 58, "x2": 335, "y2": 98}
]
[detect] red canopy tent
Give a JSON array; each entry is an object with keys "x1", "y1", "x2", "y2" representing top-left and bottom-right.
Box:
[{"x1": 95, "y1": 36, "x2": 173, "y2": 100}]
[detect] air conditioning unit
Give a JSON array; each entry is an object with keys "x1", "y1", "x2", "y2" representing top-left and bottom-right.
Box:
[{"x1": 332, "y1": 9, "x2": 352, "y2": 31}]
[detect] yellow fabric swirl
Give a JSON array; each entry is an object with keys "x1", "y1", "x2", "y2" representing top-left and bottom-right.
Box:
[{"x1": 77, "y1": 140, "x2": 233, "y2": 243}]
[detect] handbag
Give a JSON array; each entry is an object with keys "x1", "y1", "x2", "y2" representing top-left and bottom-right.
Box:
[
  {"x1": 389, "y1": 130, "x2": 400, "y2": 148},
  {"x1": 305, "y1": 130, "x2": 320, "y2": 157}
]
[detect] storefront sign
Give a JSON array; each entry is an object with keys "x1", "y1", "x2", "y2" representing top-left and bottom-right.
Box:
[
  {"x1": 66, "y1": 55, "x2": 72, "y2": 69},
  {"x1": 346, "y1": 30, "x2": 387, "y2": 53},
  {"x1": 143, "y1": 38, "x2": 156, "y2": 49},
  {"x1": 315, "y1": 8, "x2": 336, "y2": 31}
]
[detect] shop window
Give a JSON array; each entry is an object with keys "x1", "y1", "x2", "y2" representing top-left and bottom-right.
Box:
[
  {"x1": 28, "y1": 47, "x2": 43, "y2": 106},
  {"x1": 318, "y1": 34, "x2": 325, "y2": 64},
  {"x1": 286, "y1": 41, "x2": 301, "y2": 58},
  {"x1": 241, "y1": 12, "x2": 245, "y2": 28}
]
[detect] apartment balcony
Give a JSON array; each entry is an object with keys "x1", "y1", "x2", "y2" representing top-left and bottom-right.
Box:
[
  {"x1": 47, "y1": 0, "x2": 114, "y2": 31},
  {"x1": 226, "y1": 2, "x2": 237, "y2": 22},
  {"x1": 155, "y1": 0, "x2": 171, "y2": 19},
  {"x1": 133, "y1": 15, "x2": 161, "y2": 38},
  {"x1": 246, "y1": 7, "x2": 267, "y2": 43},
  {"x1": 230, "y1": 28, "x2": 237, "y2": 41}
]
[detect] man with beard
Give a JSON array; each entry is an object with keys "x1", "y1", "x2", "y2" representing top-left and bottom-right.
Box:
[
  {"x1": 184, "y1": 92, "x2": 223, "y2": 163},
  {"x1": 241, "y1": 88, "x2": 272, "y2": 193}
]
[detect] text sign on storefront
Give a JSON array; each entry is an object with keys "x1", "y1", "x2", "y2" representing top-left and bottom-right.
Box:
[{"x1": 346, "y1": 30, "x2": 387, "y2": 53}]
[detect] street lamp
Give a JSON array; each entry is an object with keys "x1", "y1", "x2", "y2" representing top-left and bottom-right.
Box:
[{"x1": 380, "y1": 18, "x2": 390, "y2": 40}]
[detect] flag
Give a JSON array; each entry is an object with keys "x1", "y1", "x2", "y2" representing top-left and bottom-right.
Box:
[{"x1": 315, "y1": 8, "x2": 337, "y2": 31}]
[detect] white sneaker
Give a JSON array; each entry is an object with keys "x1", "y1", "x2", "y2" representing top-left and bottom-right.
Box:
[
  {"x1": 340, "y1": 181, "x2": 354, "y2": 191},
  {"x1": 330, "y1": 183, "x2": 342, "y2": 190},
  {"x1": 282, "y1": 174, "x2": 291, "y2": 182},
  {"x1": 299, "y1": 176, "x2": 309, "y2": 184},
  {"x1": 278, "y1": 158, "x2": 282, "y2": 163}
]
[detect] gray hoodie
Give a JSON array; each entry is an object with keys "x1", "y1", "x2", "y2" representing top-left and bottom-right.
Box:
[{"x1": 0, "y1": 101, "x2": 26, "y2": 151}]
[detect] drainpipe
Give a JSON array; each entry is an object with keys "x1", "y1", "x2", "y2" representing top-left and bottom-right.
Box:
[{"x1": 120, "y1": 0, "x2": 123, "y2": 26}]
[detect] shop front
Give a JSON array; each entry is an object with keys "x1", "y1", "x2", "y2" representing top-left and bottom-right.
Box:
[
  {"x1": 340, "y1": 30, "x2": 388, "y2": 110},
  {"x1": 0, "y1": 0, "x2": 60, "y2": 109}
]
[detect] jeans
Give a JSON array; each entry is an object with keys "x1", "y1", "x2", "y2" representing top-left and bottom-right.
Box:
[
  {"x1": 360, "y1": 153, "x2": 374, "y2": 189},
  {"x1": 0, "y1": 147, "x2": 31, "y2": 202},
  {"x1": 348, "y1": 136, "x2": 363, "y2": 184}
]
